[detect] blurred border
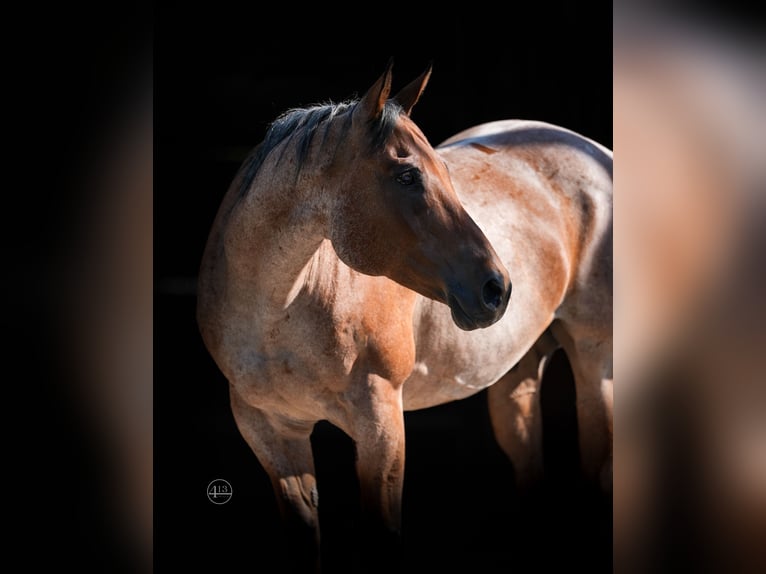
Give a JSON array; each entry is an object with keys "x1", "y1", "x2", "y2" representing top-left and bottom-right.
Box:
[{"x1": 614, "y1": 3, "x2": 766, "y2": 572}]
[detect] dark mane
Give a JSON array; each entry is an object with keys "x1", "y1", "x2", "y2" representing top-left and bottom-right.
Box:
[{"x1": 237, "y1": 99, "x2": 403, "y2": 197}]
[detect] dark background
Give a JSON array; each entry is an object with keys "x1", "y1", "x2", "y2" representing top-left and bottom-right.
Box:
[{"x1": 156, "y1": 3, "x2": 612, "y2": 572}]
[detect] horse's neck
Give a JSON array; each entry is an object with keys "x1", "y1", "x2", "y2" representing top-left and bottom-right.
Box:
[{"x1": 223, "y1": 174, "x2": 333, "y2": 315}]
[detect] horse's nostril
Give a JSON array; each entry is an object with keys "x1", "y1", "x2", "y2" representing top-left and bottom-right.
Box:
[{"x1": 481, "y1": 276, "x2": 504, "y2": 310}]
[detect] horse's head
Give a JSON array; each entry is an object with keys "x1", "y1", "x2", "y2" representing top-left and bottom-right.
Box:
[{"x1": 329, "y1": 62, "x2": 511, "y2": 330}]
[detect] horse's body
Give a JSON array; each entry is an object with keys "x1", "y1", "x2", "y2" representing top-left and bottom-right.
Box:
[{"x1": 197, "y1": 63, "x2": 612, "y2": 573}]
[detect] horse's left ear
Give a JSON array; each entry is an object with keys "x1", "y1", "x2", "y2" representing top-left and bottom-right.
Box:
[
  {"x1": 355, "y1": 59, "x2": 394, "y2": 123},
  {"x1": 393, "y1": 63, "x2": 433, "y2": 116}
]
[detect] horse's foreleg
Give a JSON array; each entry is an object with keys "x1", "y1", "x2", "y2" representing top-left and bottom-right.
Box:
[
  {"x1": 346, "y1": 374, "x2": 406, "y2": 570},
  {"x1": 488, "y1": 331, "x2": 558, "y2": 489},
  {"x1": 552, "y1": 323, "x2": 613, "y2": 491},
  {"x1": 229, "y1": 386, "x2": 320, "y2": 574}
]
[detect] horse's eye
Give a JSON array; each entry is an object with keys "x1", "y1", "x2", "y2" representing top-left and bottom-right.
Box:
[{"x1": 396, "y1": 169, "x2": 418, "y2": 186}]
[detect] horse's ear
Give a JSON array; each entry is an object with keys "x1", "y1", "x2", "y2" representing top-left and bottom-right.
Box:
[
  {"x1": 355, "y1": 59, "x2": 394, "y2": 123},
  {"x1": 393, "y1": 63, "x2": 433, "y2": 116}
]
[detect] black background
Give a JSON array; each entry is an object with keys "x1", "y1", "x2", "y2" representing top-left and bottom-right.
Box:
[{"x1": 156, "y1": 3, "x2": 613, "y2": 573}]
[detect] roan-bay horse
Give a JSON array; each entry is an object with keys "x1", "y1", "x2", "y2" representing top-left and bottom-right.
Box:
[{"x1": 197, "y1": 61, "x2": 613, "y2": 572}]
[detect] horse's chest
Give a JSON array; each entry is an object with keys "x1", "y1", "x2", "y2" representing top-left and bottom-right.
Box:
[{"x1": 224, "y1": 306, "x2": 357, "y2": 406}]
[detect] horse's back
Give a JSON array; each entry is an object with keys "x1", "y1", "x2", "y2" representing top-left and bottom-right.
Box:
[{"x1": 438, "y1": 119, "x2": 612, "y2": 163}]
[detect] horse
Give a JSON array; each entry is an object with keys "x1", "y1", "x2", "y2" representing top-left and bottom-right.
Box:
[{"x1": 196, "y1": 61, "x2": 613, "y2": 573}]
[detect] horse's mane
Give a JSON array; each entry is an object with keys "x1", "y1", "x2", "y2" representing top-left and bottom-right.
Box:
[{"x1": 237, "y1": 98, "x2": 403, "y2": 198}]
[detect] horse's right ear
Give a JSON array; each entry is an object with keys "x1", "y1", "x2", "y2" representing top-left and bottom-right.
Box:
[{"x1": 354, "y1": 59, "x2": 394, "y2": 124}]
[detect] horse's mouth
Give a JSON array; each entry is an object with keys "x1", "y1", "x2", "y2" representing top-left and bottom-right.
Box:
[{"x1": 447, "y1": 293, "x2": 503, "y2": 331}]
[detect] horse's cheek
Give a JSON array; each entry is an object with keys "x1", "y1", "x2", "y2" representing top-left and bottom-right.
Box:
[
  {"x1": 331, "y1": 212, "x2": 388, "y2": 276},
  {"x1": 330, "y1": 229, "x2": 369, "y2": 273}
]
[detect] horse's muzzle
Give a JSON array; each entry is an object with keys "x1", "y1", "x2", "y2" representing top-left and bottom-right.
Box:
[{"x1": 447, "y1": 273, "x2": 511, "y2": 330}]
